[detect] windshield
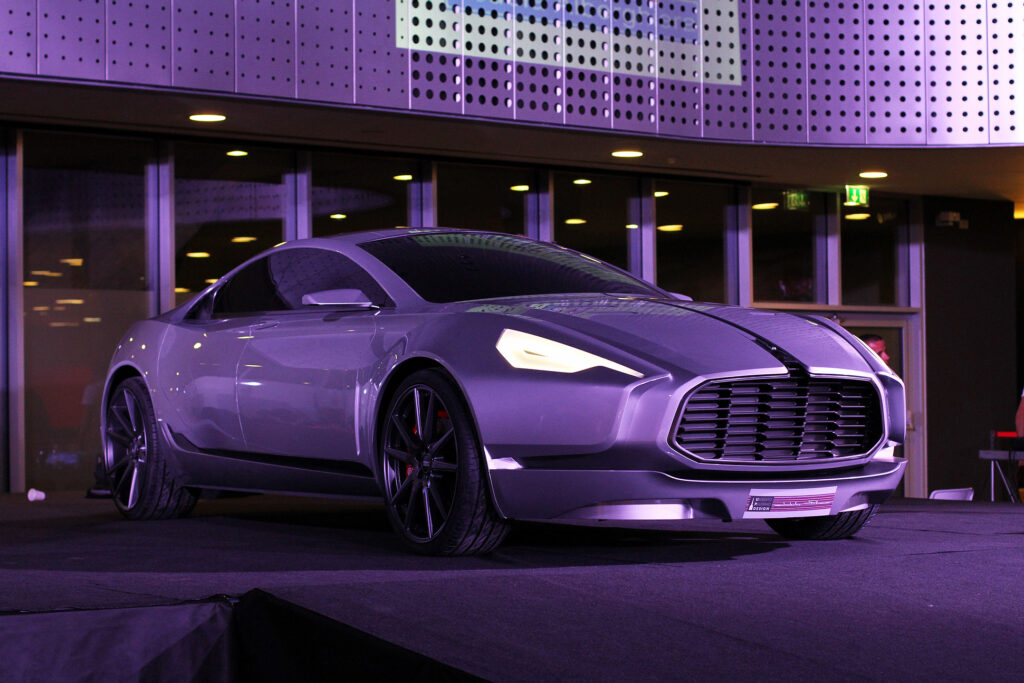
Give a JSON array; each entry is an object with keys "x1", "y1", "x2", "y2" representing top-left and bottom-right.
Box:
[{"x1": 359, "y1": 232, "x2": 665, "y2": 303}]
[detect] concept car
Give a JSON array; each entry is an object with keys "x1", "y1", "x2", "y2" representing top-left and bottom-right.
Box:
[{"x1": 102, "y1": 229, "x2": 906, "y2": 555}]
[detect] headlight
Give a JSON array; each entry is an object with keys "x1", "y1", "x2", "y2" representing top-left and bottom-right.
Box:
[{"x1": 495, "y1": 328, "x2": 643, "y2": 378}]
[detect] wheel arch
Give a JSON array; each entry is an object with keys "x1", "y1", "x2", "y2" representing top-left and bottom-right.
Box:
[{"x1": 103, "y1": 363, "x2": 146, "y2": 413}]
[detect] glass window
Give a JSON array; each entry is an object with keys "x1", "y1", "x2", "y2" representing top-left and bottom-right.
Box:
[
  {"x1": 553, "y1": 172, "x2": 635, "y2": 270},
  {"x1": 212, "y1": 256, "x2": 287, "y2": 316},
  {"x1": 22, "y1": 131, "x2": 151, "y2": 491},
  {"x1": 360, "y1": 232, "x2": 663, "y2": 303},
  {"x1": 436, "y1": 162, "x2": 532, "y2": 234},
  {"x1": 174, "y1": 143, "x2": 292, "y2": 304},
  {"x1": 311, "y1": 152, "x2": 414, "y2": 237},
  {"x1": 751, "y1": 188, "x2": 826, "y2": 302},
  {"x1": 841, "y1": 196, "x2": 905, "y2": 306},
  {"x1": 654, "y1": 179, "x2": 730, "y2": 302}
]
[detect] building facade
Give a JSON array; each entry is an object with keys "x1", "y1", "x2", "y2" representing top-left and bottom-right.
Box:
[{"x1": 1, "y1": 0, "x2": 1020, "y2": 498}]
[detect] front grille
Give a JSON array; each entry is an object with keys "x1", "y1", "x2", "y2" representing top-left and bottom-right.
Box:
[{"x1": 673, "y1": 364, "x2": 883, "y2": 464}]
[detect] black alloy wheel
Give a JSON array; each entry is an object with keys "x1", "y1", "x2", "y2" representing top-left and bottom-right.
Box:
[
  {"x1": 103, "y1": 377, "x2": 196, "y2": 520},
  {"x1": 379, "y1": 369, "x2": 509, "y2": 555}
]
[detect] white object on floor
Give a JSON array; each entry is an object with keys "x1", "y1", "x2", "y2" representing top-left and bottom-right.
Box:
[{"x1": 26, "y1": 488, "x2": 46, "y2": 502}]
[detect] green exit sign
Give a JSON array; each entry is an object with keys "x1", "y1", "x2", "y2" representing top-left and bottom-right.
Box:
[
  {"x1": 845, "y1": 185, "x2": 870, "y2": 206},
  {"x1": 784, "y1": 190, "x2": 810, "y2": 211}
]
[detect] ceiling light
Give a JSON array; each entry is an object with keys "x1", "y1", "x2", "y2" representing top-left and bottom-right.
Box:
[
  {"x1": 509, "y1": 185, "x2": 530, "y2": 192},
  {"x1": 329, "y1": 213, "x2": 348, "y2": 220},
  {"x1": 174, "y1": 287, "x2": 191, "y2": 293},
  {"x1": 845, "y1": 213, "x2": 872, "y2": 220},
  {"x1": 231, "y1": 236, "x2": 257, "y2": 243},
  {"x1": 752, "y1": 202, "x2": 779, "y2": 210},
  {"x1": 573, "y1": 179, "x2": 592, "y2": 185},
  {"x1": 564, "y1": 218, "x2": 587, "y2": 225},
  {"x1": 59, "y1": 258, "x2": 83, "y2": 266},
  {"x1": 226, "y1": 150, "x2": 248, "y2": 157},
  {"x1": 657, "y1": 224, "x2": 684, "y2": 232},
  {"x1": 56, "y1": 299, "x2": 84, "y2": 305},
  {"x1": 859, "y1": 170, "x2": 888, "y2": 179},
  {"x1": 30, "y1": 270, "x2": 62, "y2": 277},
  {"x1": 83, "y1": 317, "x2": 102, "y2": 323},
  {"x1": 843, "y1": 201, "x2": 860, "y2": 207},
  {"x1": 611, "y1": 150, "x2": 644, "y2": 158},
  {"x1": 654, "y1": 191, "x2": 669, "y2": 198},
  {"x1": 205, "y1": 279, "x2": 218, "y2": 284},
  {"x1": 186, "y1": 252, "x2": 211, "y2": 258},
  {"x1": 188, "y1": 113, "x2": 226, "y2": 123},
  {"x1": 23, "y1": 281, "x2": 38, "y2": 287},
  {"x1": 625, "y1": 224, "x2": 639, "y2": 229},
  {"x1": 50, "y1": 322, "x2": 79, "y2": 328},
  {"x1": 32, "y1": 306, "x2": 49, "y2": 311},
  {"x1": 393, "y1": 174, "x2": 414, "y2": 181}
]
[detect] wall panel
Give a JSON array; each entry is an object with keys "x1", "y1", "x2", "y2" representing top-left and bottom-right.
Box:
[
  {"x1": 297, "y1": 0, "x2": 354, "y2": 104},
  {"x1": 865, "y1": 0, "x2": 926, "y2": 144},
  {"x1": 1, "y1": 1, "x2": 38, "y2": 75},
  {"x1": 172, "y1": 0, "x2": 235, "y2": 92},
  {"x1": 107, "y1": 0, "x2": 171, "y2": 86},
  {"x1": 38, "y1": 0, "x2": 105, "y2": 80}
]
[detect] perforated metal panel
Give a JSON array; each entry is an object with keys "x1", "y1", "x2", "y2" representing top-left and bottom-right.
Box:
[
  {"x1": 986, "y1": 0, "x2": 1022, "y2": 143},
  {"x1": 702, "y1": 0, "x2": 753, "y2": 140},
  {"x1": 236, "y1": 0, "x2": 296, "y2": 98},
  {"x1": 355, "y1": 0, "x2": 408, "y2": 108},
  {"x1": 297, "y1": 0, "x2": 354, "y2": 103},
  {"x1": 865, "y1": 0, "x2": 925, "y2": 144},
  {"x1": 513, "y1": 0, "x2": 563, "y2": 123},
  {"x1": 106, "y1": 0, "x2": 171, "y2": 86},
  {"x1": 172, "y1": 0, "x2": 235, "y2": 91},
  {"x1": 38, "y1": 0, "x2": 105, "y2": 80},
  {"x1": 806, "y1": 0, "x2": 864, "y2": 143},
  {"x1": 656, "y1": 0, "x2": 702, "y2": 136},
  {"x1": 752, "y1": 0, "x2": 808, "y2": 142},
  {"x1": 409, "y1": 1, "x2": 464, "y2": 114},
  {"x1": 565, "y1": 0, "x2": 612, "y2": 127},
  {"x1": 611, "y1": 0, "x2": 657, "y2": 131},
  {"x1": 924, "y1": 0, "x2": 988, "y2": 144},
  {"x1": 463, "y1": 1, "x2": 514, "y2": 117},
  {"x1": 1, "y1": 1, "x2": 38, "y2": 74}
]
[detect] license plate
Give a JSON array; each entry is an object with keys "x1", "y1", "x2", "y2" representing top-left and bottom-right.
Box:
[{"x1": 742, "y1": 486, "x2": 837, "y2": 518}]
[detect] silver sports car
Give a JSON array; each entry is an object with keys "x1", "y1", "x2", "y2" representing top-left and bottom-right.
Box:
[{"x1": 102, "y1": 229, "x2": 906, "y2": 555}]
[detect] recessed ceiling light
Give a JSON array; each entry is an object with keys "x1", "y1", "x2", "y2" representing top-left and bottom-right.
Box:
[
  {"x1": 174, "y1": 287, "x2": 191, "y2": 293},
  {"x1": 625, "y1": 223, "x2": 639, "y2": 229},
  {"x1": 752, "y1": 202, "x2": 780, "y2": 210},
  {"x1": 231, "y1": 236, "x2": 257, "y2": 243},
  {"x1": 611, "y1": 150, "x2": 643, "y2": 158},
  {"x1": 657, "y1": 224, "x2": 684, "y2": 232},
  {"x1": 843, "y1": 201, "x2": 860, "y2": 206},
  {"x1": 23, "y1": 281, "x2": 39, "y2": 287},
  {"x1": 30, "y1": 270, "x2": 62, "y2": 277},
  {"x1": 859, "y1": 170, "x2": 888, "y2": 179},
  {"x1": 654, "y1": 191, "x2": 669, "y2": 198},
  {"x1": 329, "y1": 213, "x2": 348, "y2": 220},
  {"x1": 59, "y1": 258, "x2": 83, "y2": 266},
  {"x1": 83, "y1": 317, "x2": 102, "y2": 323},
  {"x1": 226, "y1": 150, "x2": 248, "y2": 157},
  {"x1": 845, "y1": 213, "x2": 872, "y2": 220},
  {"x1": 564, "y1": 218, "x2": 587, "y2": 225},
  {"x1": 32, "y1": 306, "x2": 49, "y2": 311},
  {"x1": 509, "y1": 185, "x2": 530, "y2": 192},
  {"x1": 56, "y1": 298, "x2": 84, "y2": 305},
  {"x1": 188, "y1": 114, "x2": 226, "y2": 123},
  {"x1": 186, "y1": 251, "x2": 211, "y2": 258},
  {"x1": 573, "y1": 178, "x2": 592, "y2": 185},
  {"x1": 393, "y1": 174, "x2": 414, "y2": 181},
  {"x1": 205, "y1": 278, "x2": 219, "y2": 284}
]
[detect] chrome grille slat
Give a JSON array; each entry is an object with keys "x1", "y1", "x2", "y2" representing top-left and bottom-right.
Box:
[{"x1": 673, "y1": 364, "x2": 883, "y2": 464}]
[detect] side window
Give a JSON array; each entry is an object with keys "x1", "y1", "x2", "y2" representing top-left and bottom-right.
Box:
[
  {"x1": 212, "y1": 256, "x2": 289, "y2": 317},
  {"x1": 267, "y1": 248, "x2": 392, "y2": 308}
]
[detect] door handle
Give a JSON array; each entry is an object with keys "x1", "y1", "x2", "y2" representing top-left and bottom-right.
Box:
[{"x1": 250, "y1": 320, "x2": 279, "y2": 331}]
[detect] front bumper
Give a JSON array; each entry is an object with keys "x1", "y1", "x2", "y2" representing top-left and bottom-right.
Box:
[{"x1": 489, "y1": 457, "x2": 906, "y2": 522}]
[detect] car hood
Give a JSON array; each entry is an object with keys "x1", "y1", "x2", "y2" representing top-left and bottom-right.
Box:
[{"x1": 453, "y1": 295, "x2": 873, "y2": 378}]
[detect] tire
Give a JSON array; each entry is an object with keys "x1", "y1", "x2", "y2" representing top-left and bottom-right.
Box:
[
  {"x1": 103, "y1": 377, "x2": 197, "y2": 520},
  {"x1": 766, "y1": 505, "x2": 879, "y2": 540},
  {"x1": 378, "y1": 369, "x2": 509, "y2": 556}
]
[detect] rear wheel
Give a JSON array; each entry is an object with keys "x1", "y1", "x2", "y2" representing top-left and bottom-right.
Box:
[
  {"x1": 103, "y1": 377, "x2": 196, "y2": 520},
  {"x1": 766, "y1": 505, "x2": 879, "y2": 540},
  {"x1": 379, "y1": 369, "x2": 509, "y2": 556}
]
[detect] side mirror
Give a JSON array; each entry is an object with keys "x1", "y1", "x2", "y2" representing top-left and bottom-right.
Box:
[
  {"x1": 670, "y1": 292, "x2": 693, "y2": 302},
  {"x1": 301, "y1": 288, "x2": 376, "y2": 308}
]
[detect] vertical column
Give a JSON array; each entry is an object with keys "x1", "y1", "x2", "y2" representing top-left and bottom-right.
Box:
[
  {"x1": 629, "y1": 177, "x2": 656, "y2": 282},
  {"x1": 527, "y1": 170, "x2": 554, "y2": 242},
  {"x1": 284, "y1": 151, "x2": 313, "y2": 241},
  {"x1": 408, "y1": 161, "x2": 437, "y2": 228},
  {"x1": 0, "y1": 130, "x2": 7, "y2": 491},
  {"x1": 4, "y1": 130, "x2": 24, "y2": 492},
  {"x1": 725, "y1": 184, "x2": 752, "y2": 306},
  {"x1": 151, "y1": 142, "x2": 176, "y2": 314},
  {"x1": 817, "y1": 192, "x2": 840, "y2": 305}
]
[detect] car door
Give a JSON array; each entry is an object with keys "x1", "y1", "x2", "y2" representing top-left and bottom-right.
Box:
[
  {"x1": 163, "y1": 255, "x2": 289, "y2": 452},
  {"x1": 235, "y1": 247, "x2": 391, "y2": 462}
]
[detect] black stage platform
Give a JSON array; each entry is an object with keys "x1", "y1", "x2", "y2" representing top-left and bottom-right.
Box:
[{"x1": 1, "y1": 493, "x2": 1021, "y2": 681}]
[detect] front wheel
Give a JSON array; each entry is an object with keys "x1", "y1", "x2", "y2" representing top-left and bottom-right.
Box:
[
  {"x1": 766, "y1": 505, "x2": 879, "y2": 540},
  {"x1": 379, "y1": 369, "x2": 509, "y2": 556}
]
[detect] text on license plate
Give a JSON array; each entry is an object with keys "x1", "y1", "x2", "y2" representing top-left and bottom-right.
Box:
[{"x1": 742, "y1": 486, "x2": 837, "y2": 518}]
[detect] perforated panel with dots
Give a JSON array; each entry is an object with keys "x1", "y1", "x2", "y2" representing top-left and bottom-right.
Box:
[
  {"x1": 512, "y1": 0, "x2": 563, "y2": 123},
  {"x1": 172, "y1": 0, "x2": 235, "y2": 92},
  {"x1": 236, "y1": 0, "x2": 296, "y2": 98},
  {"x1": 297, "y1": 0, "x2": 354, "y2": 104},
  {"x1": 38, "y1": 0, "x2": 105, "y2": 80},
  {"x1": 355, "y1": 0, "x2": 408, "y2": 107},
  {"x1": 657, "y1": 0, "x2": 703, "y2": 136},
  {"x1": 986, "y1": 0, "x2": 1022, "y2": 143},
  {"x1": 107, "y1": 0, "x2": 171, "y2": 86},
  {"x1": 752, "y1": 0, "x2": 808, "y2": 142},
  {"x1": 463, "y1": 1, "x2": 515, "y2": 117},
  {"x1": 865, "y1": 1, "x2": 925, "y2": 144},
  {"x1": 610, "y1": 0, "x2": 658, "y2": 131},
  {"x1": 702, "y1": 0, "x2": 753, "y2": 141},
  {"x1": 409, "y1": 0, "x2": 464, "y2": 114},
  {"x1": 924, "y1": 0, "x2": 988, "y2": 144},
  {"x1": 806, "y1": 0, "x2": 864, "y2": 143},
  {"x1": 0, "y1": 1, "x2": 37, "y2": 74},
  {"x1": 564, "y1": 0, "x2": 612, "y2": 127}
]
